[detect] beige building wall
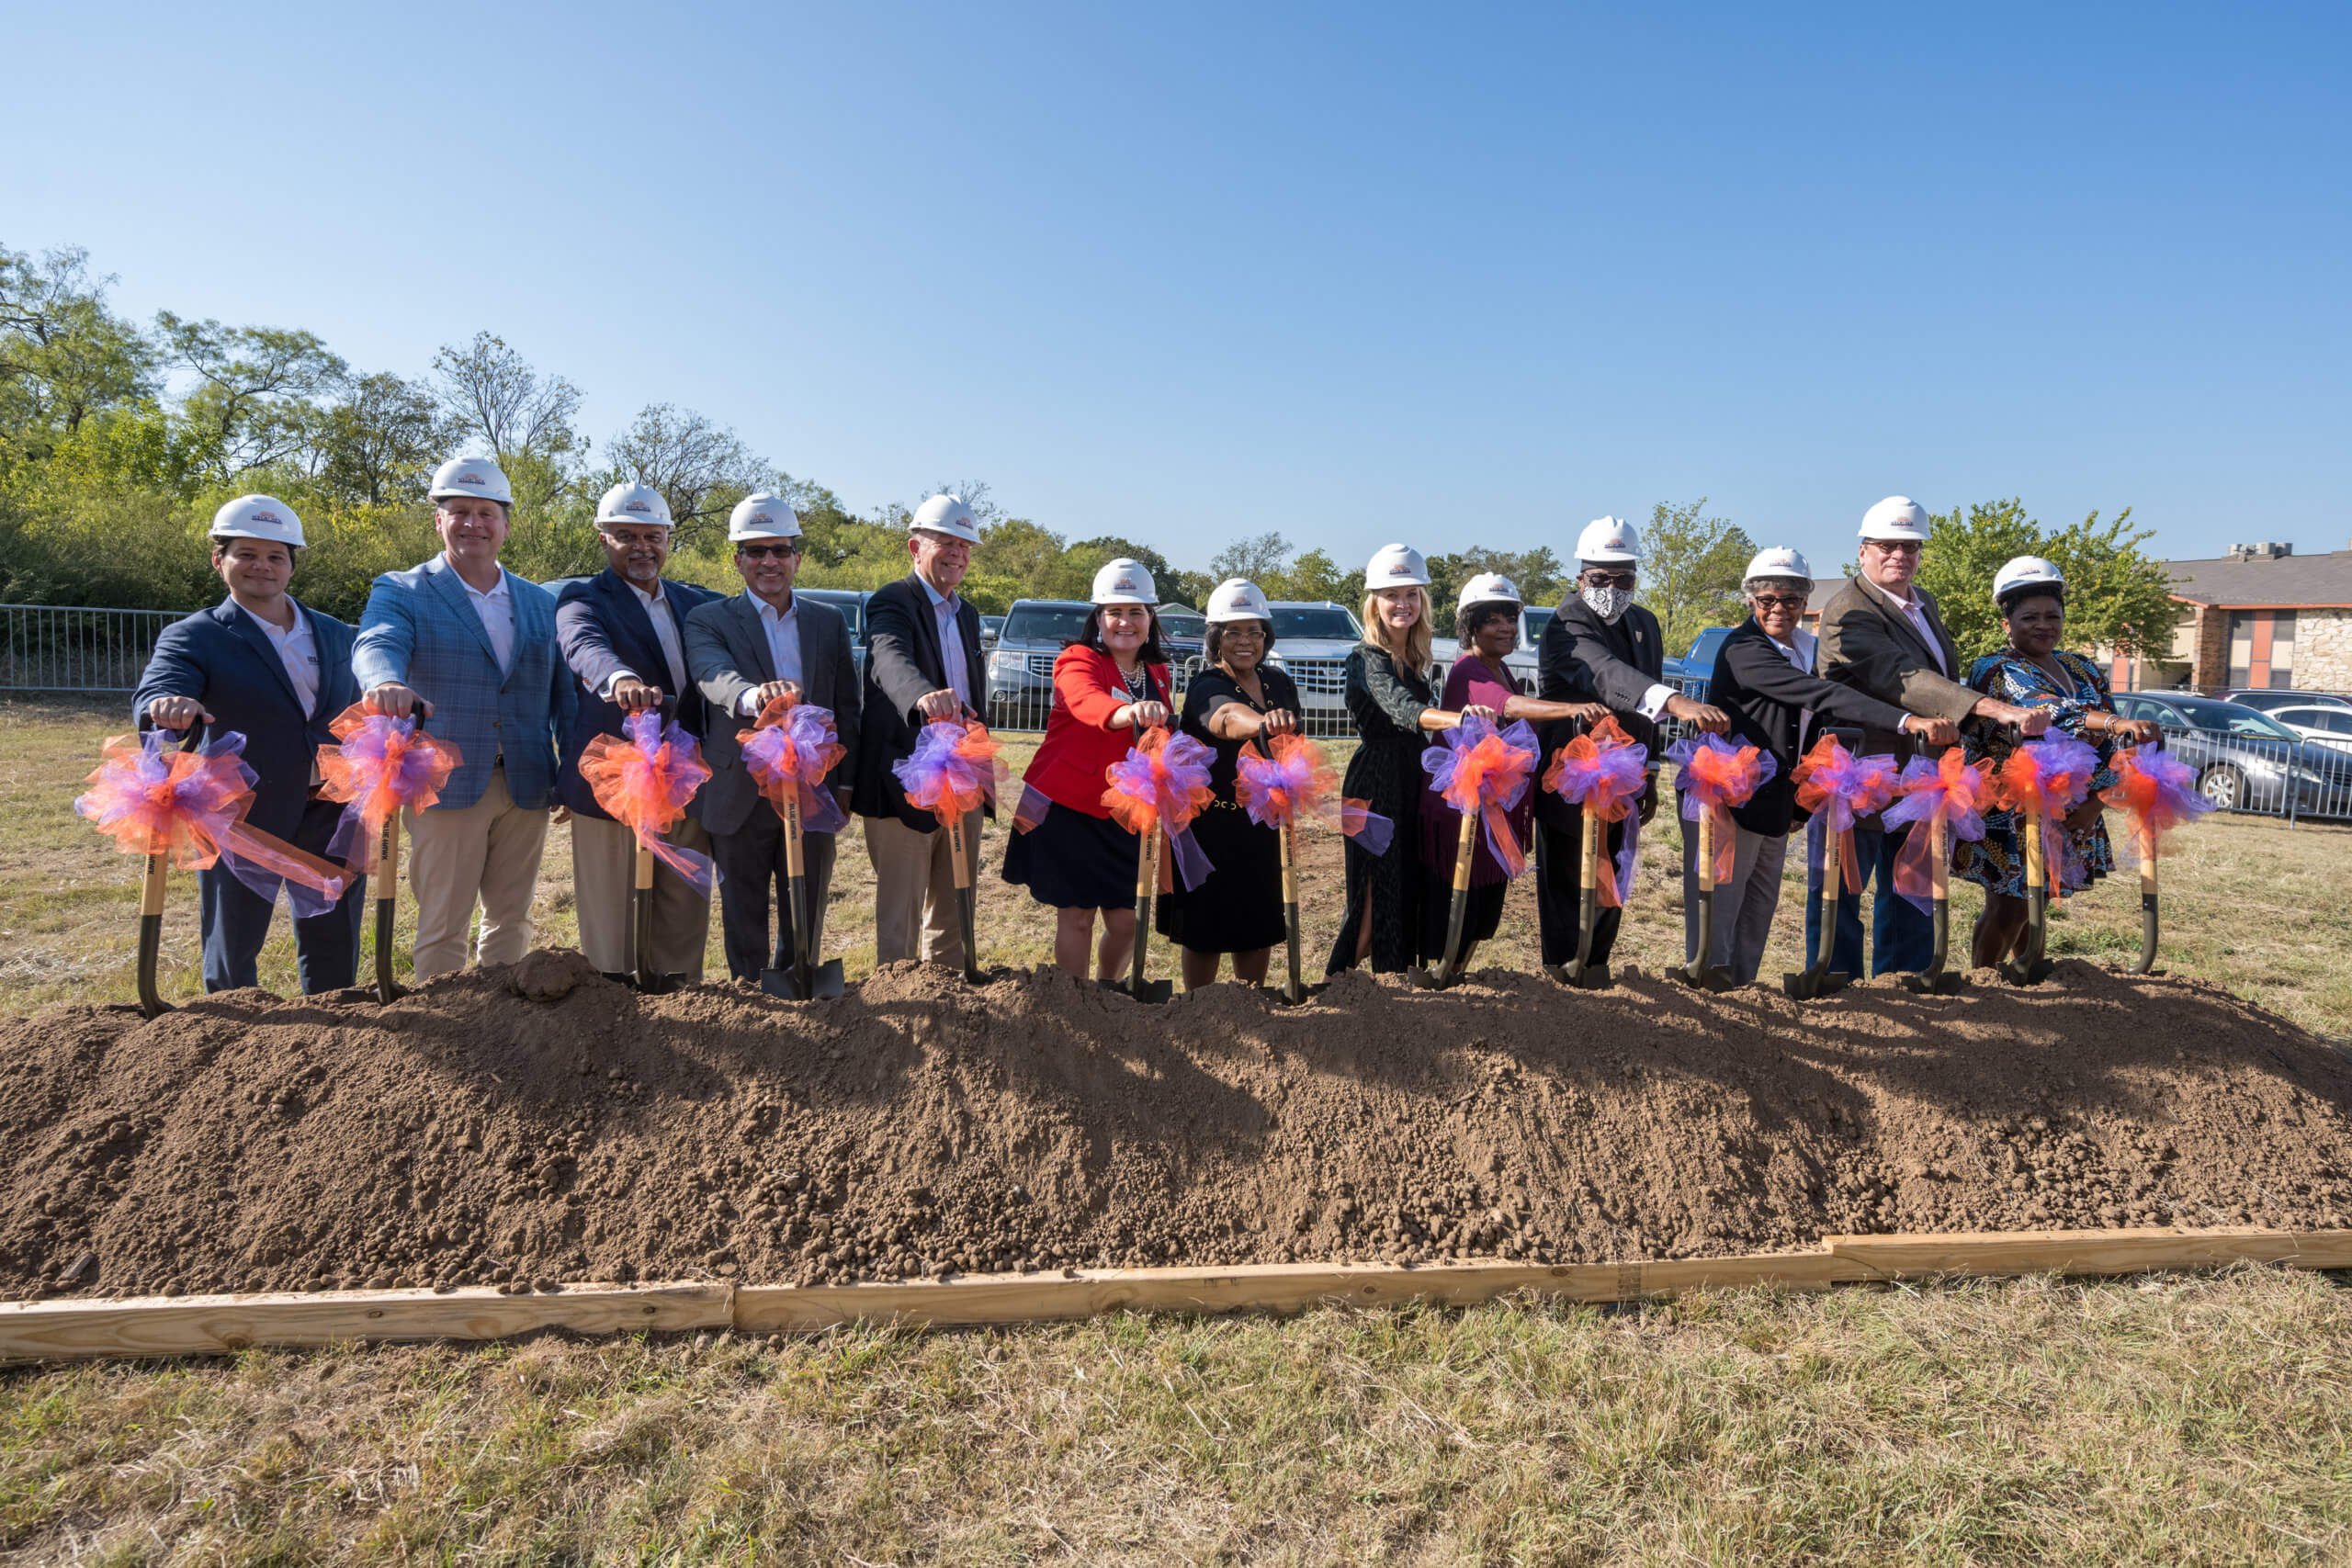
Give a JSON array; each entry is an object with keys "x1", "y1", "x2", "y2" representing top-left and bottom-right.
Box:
[{"x1": 2299, "y1": 608, "x2": 2352, "y2": 690}]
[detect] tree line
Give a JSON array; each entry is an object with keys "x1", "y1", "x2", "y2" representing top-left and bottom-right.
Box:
[{"x1": 1, "y1": 239, "x2": 2177, "y2": 659}]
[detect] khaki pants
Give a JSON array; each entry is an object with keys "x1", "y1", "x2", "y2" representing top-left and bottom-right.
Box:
[
  {"x1": 571, "y1": 812, "x2": 712, "y2": 979},
  {"x1": 865, "y1": 812, "x2": 981, "y2": 965},
  {"x1": 405, "y1": 764, "x2": 550, "y2": 978}
]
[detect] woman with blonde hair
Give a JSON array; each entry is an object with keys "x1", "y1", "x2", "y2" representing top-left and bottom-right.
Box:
[{"x1": 1326, "y1": 544, "x2": 1489, "y2": 975}]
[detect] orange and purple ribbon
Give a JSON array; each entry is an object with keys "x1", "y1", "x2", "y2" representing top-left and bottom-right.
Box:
[
  {"x1": 580, "y1": 711, "x2": 718, "y2": 896},
  {"x1": 2099, "y1": 746, "x2": 2214, "y2": 848},
  {"x1": 1991, "y1": 734, "x2": 2101, "y2": 901},
  {"x1": 892, "y1": 716, "x2": 1004, "y2": 830},
  {"x1": 741, "y1": 693, "x2": 849, "y2": 835},
  {"x1": 1880, "y1": 749, "x2": 1995, "y2": 916},
  {"x1": 1541, "y1": 715, "x2": 1648, "y2": 907},
  {"x1": 1791, "y1": 733, "x2": 1902, "y2": 895},
  {"x1": 1668, "y1": 733, "x2": 1778, "y2": 885},
  {"x1": 76, "y1": 728, "x2": 351, "y2": 917},
  {"x1": 1421, "y1": 715, "x2": 1540, "y2": 879},
  {"x1": 317, "y1": 702, "x2": 464, "y2": 871},
  {"x1": 1102, "y1": 726, "x2": 1217, "y2": 889},
  {"x1": 1234, "y1": 731, "x2": 1393, "y2": 854}
]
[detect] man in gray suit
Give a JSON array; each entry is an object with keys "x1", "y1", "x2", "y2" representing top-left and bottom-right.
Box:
[{"x1": 684, "y1": 492, "x2": 861, "y2": 983}]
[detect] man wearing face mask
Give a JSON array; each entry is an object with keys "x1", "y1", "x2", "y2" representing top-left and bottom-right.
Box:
[
  {"x1": 1532, "y1": 516, "x2": 1730, "y2": 973},
  {"x1": 1815, "y1": 496, "x2": 2050, "y2": 976},
  {"x1": 354, "y1": 456, "x2": 577, "y2": 978},
  {"x1": 553, "y1": 481, "x2": 723, "y2": 980}
]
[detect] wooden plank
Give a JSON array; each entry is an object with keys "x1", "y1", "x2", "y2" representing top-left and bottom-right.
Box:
[
  {"x1": 0, "y1": 1282, "x2": 733, "y2": 1364},
  {"x1": 1824, "y1": 1226, "x2": 2352, "y2": 1277}
]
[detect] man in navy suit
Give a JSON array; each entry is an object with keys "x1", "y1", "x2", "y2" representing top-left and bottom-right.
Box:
[
  {"x1": 354, "y1": 456, "x2": 575, "y2": 978},
  {"x1": 130, "y1": 494, "x2": 366, "y2": 993},
  {"x1": 554, "y1": 481, "x2": 723, "y2": 979}
]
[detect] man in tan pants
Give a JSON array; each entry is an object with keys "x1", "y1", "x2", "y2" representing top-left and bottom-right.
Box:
[
  {"x1": 851, "y1": 495, "x2": 989, "y2": 964},
  {"x1": 354, "y1": 457, "x2": 576, "y2": 978}
]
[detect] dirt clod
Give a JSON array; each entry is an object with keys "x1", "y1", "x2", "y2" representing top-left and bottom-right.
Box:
[{"x1": 4, "y1": 953, "x2": 2350, "y2": 1299}]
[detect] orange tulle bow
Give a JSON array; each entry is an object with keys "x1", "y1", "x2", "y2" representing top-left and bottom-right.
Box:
[
  {"x1": 1990, "y1": 734, "x2": 2101, "y2": 902},
  {"x1": 1790, "y1": 733, "x2": 1903, "y2": 895},
  {"x1": 741, "y1": 692, "x2": 850, "y2": 834},
  {"x1": 580, "y1": 711, "x2": 718, "y2": 896},
  {"x1": 317, "y1": 702, "x2": 464, "y2": 871},
  {"x1": 1668, "y1": 734, "x2": 1779, "y2": 885},
  {"x1": 893, "y1": 715, "x2": 1004, "y2": 828}
]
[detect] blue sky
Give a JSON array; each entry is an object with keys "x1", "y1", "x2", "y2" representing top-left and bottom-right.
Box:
[{"x1": 7, "y1": 1, "x2": 2347, "y2": 577}]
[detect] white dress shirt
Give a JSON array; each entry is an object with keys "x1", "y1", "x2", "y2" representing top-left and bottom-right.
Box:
[
  {"x1": 237, "y1": 599, "x2": 320, "y2": 716},
  {"x1": 1866, "y1": 579, "x2": 1947, "y2": 675},
  {"x1": 920, "y1": 573, "x2": 975, "y2": 708},
  {"x1": 456, "y1": 563, "x2": 516, "y2": 673},
  {"x1": 738, "y1": 592, "x2": 805, "y2": 716},
  {"x1": 1770, "y1": 624, "x2": 1818, "y2": 744},
  {"x1": 600, "y1": 580, "x2": 689, "y2": 701}
]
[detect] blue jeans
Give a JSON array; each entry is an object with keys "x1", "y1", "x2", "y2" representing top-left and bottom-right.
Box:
[
  {"x1": 198, "y1": 797, "x2": 366, "y2": 994},
  {"x1": 1804, "y1": 819, "x2": 1935, "y2": 976}
]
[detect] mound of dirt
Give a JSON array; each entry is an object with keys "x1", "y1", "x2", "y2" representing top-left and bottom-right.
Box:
[{"x1": 4, "y1": 955, "x2": 2350, "y2": 1300}]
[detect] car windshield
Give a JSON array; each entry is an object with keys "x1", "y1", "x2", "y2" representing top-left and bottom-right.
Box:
[
  {"x1": 1159, "y1": 611, "x2": 1205, "y2": 639},
  {"x1": 2173, "y1": 698, "x2": 2298, "y2": 739},
  {"x1": 1269, "y1": 607, "x2": 1361, "y2": 640},
  {"x1": 1002, "y1": 604, "x2": 1092, "y2": 644},
  {"x1": 799, "y1": 591, "x2": 861, "y2": 635},
  {"x1": 1523, "y1": 607, "x2": 1555, "y2": 642}
]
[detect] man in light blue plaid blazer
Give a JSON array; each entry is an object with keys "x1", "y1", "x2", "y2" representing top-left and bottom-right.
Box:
[{"x1": 353, "y1": 456, "x2": 576, "y2": 978}]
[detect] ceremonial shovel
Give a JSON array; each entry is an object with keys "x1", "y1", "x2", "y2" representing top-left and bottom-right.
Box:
[
  {"x1": 945, "y1": 804, "x2": 985, "y2": 987},
  {"x1": 134, "y1": 725, "x2": 205, "y2": 1019},
  {"x1": 1542, "y1": 804, "x2": 1612, "y2": 990},
  {"x1": 1998, "y1": 725, "x2": 2058, "y2": 987},
  {"x1": 1676, "y1": 800, "x2": 1738, "y2": 992},
  {"x1": 1115, "y1": 824, "x2": 1174, "y2": 1003},
  {"x1": 1785, "y1": 726, "x2": 1861, "y2": 1000},
  {"x1": 370, "y1": 718, "x2": 422, "y2": 1005},
  {"x1": 2129, "y1": 738, "x2": 2167, "y2": 976},
  {"x1": 1273, "y1": 819, "x2": 1316, "y2": 1005},
  {"x1": 1901, "y1": 808, "x2": 1966, "y2": 994},
  {"x1": 760, "y1": 783, "x2": 845, "y2": 1000},
  {"x1": 1410, "y1": 807, "x2": 1479, "y2": 990}
]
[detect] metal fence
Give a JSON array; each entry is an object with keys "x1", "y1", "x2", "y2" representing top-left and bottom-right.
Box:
[
  {"x1": 0, "y1": 604, "x2": 186, "y2": 694},
  {"x1": 2148, "y1": 723, "x2": 2352, "y2": 825}
]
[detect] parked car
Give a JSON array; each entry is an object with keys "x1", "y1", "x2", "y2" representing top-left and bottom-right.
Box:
[
  {"x1": 1159, "y1": 604, "x2": 1206, "y2": 692},
  {"x1": 1663, "y1": 625, "x2": 1736, "y2": 689},
  {"x1": 2217, "y1": 687, "x2": 2352, "y2": 715},
  {"x1": 797, "y1": 588, "x2": 871, "y2": 681},
  {"x1": 1252, "y1": 601, "x2": 1365, "y2": 733},
  {"x1": 2267, "y1": 703, "x2": 2352, "y2": 756},
  {"x1": 2111, "y1": 692, "x2": 2352, "y2": 815},
  {"x1": 1430, "y1": 604, "x2": 1552, "y2": 686},
  {"x1": 978, "y1": 614, "x2": 1005, "y2": 652}
]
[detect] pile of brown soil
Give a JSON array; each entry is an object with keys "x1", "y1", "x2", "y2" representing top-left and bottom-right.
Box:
[{"x1": 5, "y1": 953, "x2": 2350, "y2": 1301}]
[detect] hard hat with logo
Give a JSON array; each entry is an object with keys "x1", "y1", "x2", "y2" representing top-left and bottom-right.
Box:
[
  {"x1": 1574, "y1": 516, "x2": 1641, "y2": 565},
  {"x1": 1742, "y1": 546, "x2": 1814, "y2": 586},
  {"x1": 428, "y1": 455, "x2": 514, "y2": 507},
  {"x1": 910, "y1": 493, "x2": 982, "y2": 544},
  {"x1": 1859, "y1": 495, "x2": 1931, "y2": 542},
  {"x1": 1456, "y1": 571, "x2": 1521, "y2": 612},
  {"x1": 595, "y1": 480, "x2": 673, "y2": 531},
  {"x1": 729, "y1": 491, "x2": 803, "y2": 541},
  {"x1": 209, "y1": 493, "x2": 306, "y2": 549},
  {"x1": 1091, "y1": 557, "x2": 1158, "y2": 605},
  {"x1": 1363, "y1": 543, "x2": 1429, "y2": 590},
  {"x1": 1206, "y1": 578, "x2": 1272, "y2": 623},
  {"x1": 1993, "y1": 555, "x2": 2065, "y2": 605}
]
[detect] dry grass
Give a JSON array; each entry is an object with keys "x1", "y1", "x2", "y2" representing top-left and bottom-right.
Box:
[{"x1": 6, "y1": 691, "x2": 2352, "y2": 1564}]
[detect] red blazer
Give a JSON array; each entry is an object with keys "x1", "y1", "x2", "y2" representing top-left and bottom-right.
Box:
[{"x1": 1023, "y1": 643, "x2": 1172, "y2": 817}]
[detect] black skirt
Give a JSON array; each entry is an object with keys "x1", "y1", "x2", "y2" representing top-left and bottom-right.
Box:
[
  {"x1": 1001, "y1": 801, "x2": 1140, "y2": 911},
  {"x1": 1158, "y1": 797, "x2": 1287, "y2": 953}
]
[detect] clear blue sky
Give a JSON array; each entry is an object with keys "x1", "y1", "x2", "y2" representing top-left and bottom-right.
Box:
[{"x1": 9, "y1": 1, "x2": 2347, "y2": 578}]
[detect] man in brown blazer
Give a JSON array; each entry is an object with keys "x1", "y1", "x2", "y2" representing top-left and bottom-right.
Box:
[{"x1": 1815, "y1": 495, "x2": 2048, "y2": 976}]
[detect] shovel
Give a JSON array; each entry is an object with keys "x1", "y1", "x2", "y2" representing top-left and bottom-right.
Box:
[
  {"x1": 1543, "y1": 805, "x2": 1612, "y2": 990},
  {"x1": 135, "y1": 724, "x2": 205, "y2": 1019},
  {"x1": 1785, "y1": 725, "x2": 1863, "y2": 1000},
  {"x1": 1676, "y1": 801, "x2": 1737, "y2": 992},
  {"x1": 1113, "y1": 823, "x2": 1174, "y2": 1003},
  {"x1": 760, "y1": 786, "x2": 844, "y2": 1000},
  {"x1": 1410, "y1": 805, "x2": 1479, "y2": 990},
  {"x1": 946, "y1": 805, "x2": 985, "y2": 986},
  {"x1": 2129, "y1": 735, "x2": 2165, "y2": 976},
  {"x1": 1999, "y1": 806, "x2": 2057, "y2": 987},
  {"x1": 1274, "y1": 819, "x2": 1318, "y2": 1005},
  {"x1": 1902, "y1": 811, "x2": 1965, "y2": 994},
  {"x1": 371, "y1": 715, "x2": 425, "y2": 1004}
]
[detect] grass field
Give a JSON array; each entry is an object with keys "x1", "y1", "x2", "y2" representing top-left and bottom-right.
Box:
[{"x1": 6, "y1": 690, "x2": 2352, "y2": 1564}]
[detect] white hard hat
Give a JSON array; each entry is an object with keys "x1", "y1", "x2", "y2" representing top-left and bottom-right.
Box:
[
  {"x1": 209, "y1": 493, "x2": 306, "y2": 549},
  {"x1": 1574, "y1": 516, "x2": 1641, "y2": 565},
  {"x1": 1457, "y1": 572, "x2": 1521, "y2": 612},
  {"x1": 1206, "y1": 578, "x2": 1272, "y2": 623},
  {"x1": 595, "y1": 480, "x2": 673, "y2": 531},
  {"x1": 1859, "y1": 495, "x2": 1931, "y2": 541},
  {"x1": 1993, "y1": 555, "x2": 2065, "y2": 604},
  {"x1": 729, "y1": 491, "x2": 803, "y2": 541},
  {"x1": 1364, "y1": 543, "x2": 1429, "y2": 589},
  {"x1": 1742, "y1": 546, "x2": 1814, "y2": 585},
  {"x1": 910, "y1": 493, "x2": 981, "y2": 544},
  {"x1": 1091, "y1": 557, "x2": 1158, "y2": 605},
  {"x1": 428, "y1": 456, "x2": 514, "y2": 507}
]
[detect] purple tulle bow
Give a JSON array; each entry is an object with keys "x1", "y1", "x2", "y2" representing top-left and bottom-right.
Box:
[
  {"x1": 741, "y1": 702, "x2": 849, "y2": 834},
  {"x1": 1421, "y1": 715, "x2": 1541, "y2": 878},
  {"x1": 1102, "y1": 729, "x2": 1218, "y2": 890}
]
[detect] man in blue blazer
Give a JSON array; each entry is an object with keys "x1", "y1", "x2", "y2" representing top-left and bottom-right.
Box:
[
  {"x1": 353, "y1": 456, "x2": 576, "y2": 978},
  {"x1": 554, "y1": 481, "x2": 723, "y2": 979},
  {"x1": 130, "y1": 494, "x2": 366, "y2": 993}
]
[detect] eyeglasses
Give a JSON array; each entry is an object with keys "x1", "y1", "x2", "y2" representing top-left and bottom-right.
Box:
[
  {"x1": 1863, "y1": 540, "x2": 1922, "y2": 556},
  {"x1": 1750, "y1": 594, "x2": 1807, "y2": 610},
  {"x1": 1219, "y1": 625, "x2": 1267, "y2": 640},
  {"x1": 737, "y1": 542, "x2": 800, "y2": 559},
  {"x1": 1583, "y1": 571, "x2": 1636, "y2": 590}
]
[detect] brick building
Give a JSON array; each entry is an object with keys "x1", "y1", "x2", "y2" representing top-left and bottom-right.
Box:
[{"x1": 2116, "y1": 541, "x2": 2352, "y2": 694}]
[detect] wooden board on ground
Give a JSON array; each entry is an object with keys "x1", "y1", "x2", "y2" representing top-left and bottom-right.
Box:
[{"x1": 7, "y1": 1227, "x2": 2348, "y2": 1364}]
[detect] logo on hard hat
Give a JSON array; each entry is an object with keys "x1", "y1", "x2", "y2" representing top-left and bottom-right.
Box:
[
  {"x1": 458, "y1": 472, "x2": 485, "y2": 485},
  {"x1": 253, "y1": 511, "x2": 279, "y2": 524},
  {"x1": 751, "y1": 513, "x2": 773, "y2": 526},
  {"x1": 626, "y1": 500, "x2": 650, "y2": 513},
  {"x1": 1115, "y1": 576, "x2": 1137, "y2": 591}
]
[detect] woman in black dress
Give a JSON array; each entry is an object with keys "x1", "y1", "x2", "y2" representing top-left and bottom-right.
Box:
[
  {"x1": 1157, "y1": 579, "x2": 1303, "y2": 989},
  {"x1": 1325, "y1": 543, "x2": 1491, "y2": 976}
]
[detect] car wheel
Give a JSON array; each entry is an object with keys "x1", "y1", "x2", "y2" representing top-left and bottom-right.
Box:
[{"x1": 2198, "y1": 764, "x2": 2245, "y2": 809}]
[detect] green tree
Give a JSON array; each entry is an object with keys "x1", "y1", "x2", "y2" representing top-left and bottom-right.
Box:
[
  {"x1": 1915, "y1": 499, "x2": 2177, "y2": 668},
  {"x1": 155, "y1": 313, "x2": 346, "y2": 481},
  {"x1": 603, "y1": 403, "x2": 766, "y2": 546},
  {"x1": 311, "y1": 371, "x2": 448, "y2": 506},
  {"x1": 0, "y1": 243, "x2": 159, "y2": 452},
  {"x1": 431, "y1": 332, "x2": 583, "y2": 470},
  {"x1": 1270, "y1": 547, "x2": 1353, "y2": 605},
  {"x1": 1636, "y1": 498, "x2": 1754, "y2": 656}
]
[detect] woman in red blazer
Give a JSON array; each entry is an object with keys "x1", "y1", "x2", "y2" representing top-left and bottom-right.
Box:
[{"x1": 1003, "y1": 558, "x2": 1173, "y2": 978}]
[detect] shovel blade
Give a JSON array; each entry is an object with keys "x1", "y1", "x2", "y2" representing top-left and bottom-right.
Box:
[
  {"x1": 1545, "y1": 960, "x2": 1614, "y2": 991},
  {"x1": 1275, "y1": 976, "x2": 1319, "y2": 1006},
  {"x1": 1998, "y1": 956, "x2": 2056, "y2": 987},
  {"x1": 1782, "y1": 965, "x2": 1850, "y2": 999},
  {"x1": 1676, "y1": 963, "x2": 1738, "y2": 993},
  {"x1": 1903, "y1": 967, "x2": 1963, "y2": 995},
  {"x1": 1099, "y1": 976, "x2": 1174, "y2": 1004},
  {"x1": 809, "y1": 959, "x2": 847, "y2": 999}
]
